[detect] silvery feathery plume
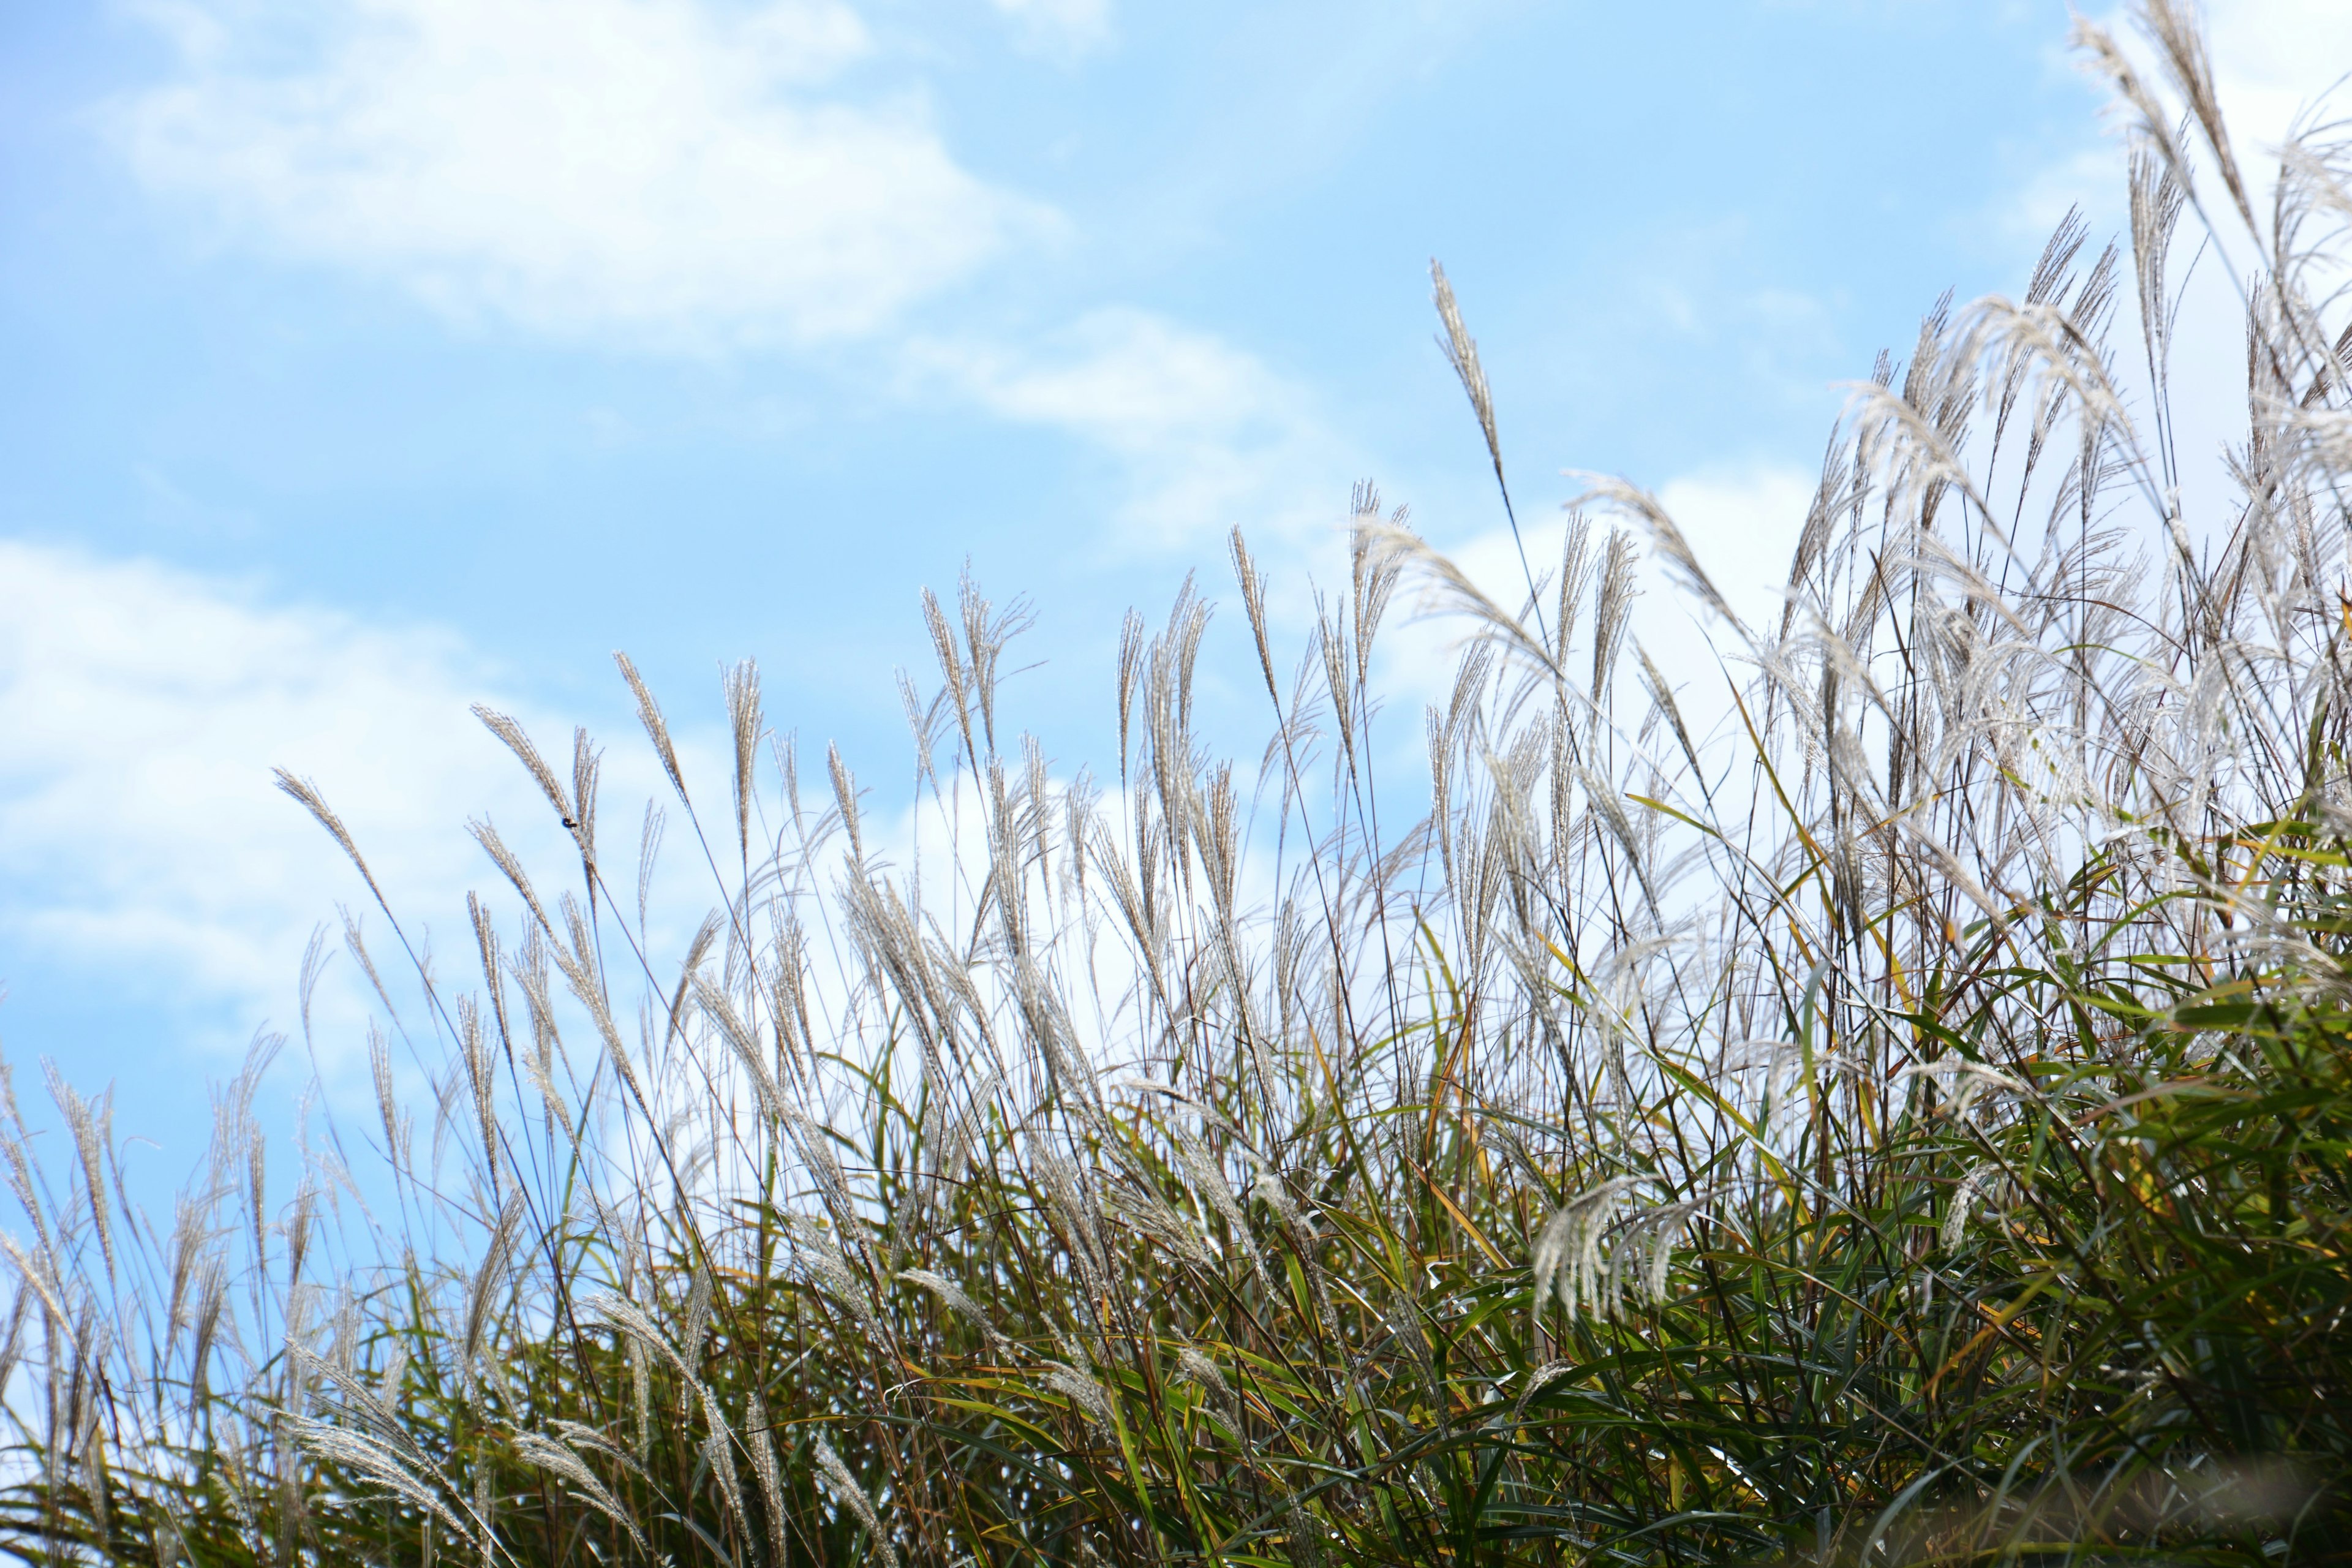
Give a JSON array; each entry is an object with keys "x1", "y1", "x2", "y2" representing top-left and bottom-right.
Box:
[
  {"x1": 461, "y1": 1191, "x2": 528, "y2": 1400},
  {"x1": 627, "y1": 1335, "x2": 651, "y2": 1456},
  {"x1": 185, "y1": 1263, "x2": 225, "y2": 1411},
  {"x1": 1508, "y1": 1361, "x2": 1577, "y2": 1424},
  {"x1": 544, "y1": 1419, "x2": 644, "y2": 1478},
  {"x1": 1569, "y1": 475, "x2": 1747, "y2": 645},
  {"x1": 1099, "y1": 1183, "x2": 1215, "y2": 1270},
  {"x1": 1580, "y1": 941, "x2": 1670, "y2": 1134},
  {"x1": 1286, "y1": 1499, "x2": 1328, "y2": 1568},
  {"x1": 1316, "y1": 603, "x2": 1355, "y2": 772},
  {"x1": 1722, "y1": 1039, "x2": 1864, "y2": 1131},
  {"x1": 287, "y1": 1342, "x2": 418, "y2": 1464},
  {"x1": 472, "y1": 705, "x2": 571, "y2": 837},
  {"x1": 788, "y1": 1215, "x2": 883, "y2": 1338},
  {"x1": 635, "y1": 797, "x2": 665, "y2": 933},
  {"x1": 813, "y1": 1436, "x2": 899, "y2": 1568},
  {"x1": 273, "y1": 769, "x2": 391, "y2": 911},
  {"x1": 374, "y1": 1344, "x2": 407, "y2": 1413},
  {"x1": 704, "y1": 1423, "x2": 753, "y2": 1544},
  {"x1": 1604, "y1": 1200, "x2": 1702, "y2": 1313},
  {"x1": 1110, "y1": 1076, "x2": 1259, "y2": 1150},
  {"x1": 510, "y1": 1430, "x2": 650, "y2": 1557},
  {"x1": 723, "y1": 659, "x2": 761, "y2": 864},
  {"x1": 828, "y1": 741, "x2": 864, "y2": 863},
  {"x1": 1175, "y1": 1342, "x2": 1234, "y2": 1403},
  {"x1": 513, "y1": 1025, "x2": 573, "y2": 1144},
  {"x1": 505, "y1": 929, "x2": 561, "y2": 1052},
  {"x1": 582, "y1": 1292, "x2": 699, "y2": 1390},
  {"x1": 921, "y1": 1065, "x2": 1000, "y2": 1185},
  {"x1": 151, "y1": 1505, "x2": 192, "y2": 1568},
  {"x1": 74, "y1": 1374, "x2": 107, "y2": 1544},
  {"x1": 1231, "y1": 1146, "x2": 1347, "y2": 1350},
  {"x1": 0, "y1": 1114, "x2": 51, "y2": 1264},
  {"x1": 1045, "y1": 1336, "x2": 1115, "y2": 1431},
  {"x1": 1429, "y1": 261, "x2": 1530, "y2": 615},
  {"x1": 1477, "y1": 755, "x2": 1545, "y2": 949},
  {"x1": 1481, "y1": 1123, "x2": 1555, "y2": 1202},
  {"x1": 1894, "y1": 1057, "x2": 2026, "y2": 1121},
  {"x1": 840, "y1": 872, "x2": 952, "y2": 1066},
  {"x1": 745, "y1": 1387, "x2": 789, "y2": 1566},
  {"x1": 1014, "y1": 954, "x2": 1104, "y2": 1121},
  {"x1": 43, "y1": 1068, "x2": 114, "y2": 1286},
  {"x1": 1577, "y1": 762, "x2": 1660, "y2": 920},
  {"x1": 1230, "y1": 527, "x2": 1281, "y2": 704},
  {"x1": 1355, "y1": 519, "x2": 1562, "y2": 680},
  {"x1": 900, "y1": 1268, "x2": 1012, "y2": 1352},
  {"x1": 1174, "y1": 1127, "x2": 1275, "y2": 1292},
  {"x1": 679, "y1": 1265, "x2": 713, "y2": 1372},
  {"x1": 1112, "y1": 605, "x2": 1146, "y2": 773},
  {"x1": 1942, "y1": 1162, "x2": 2010, "y2": 1253},
  {"x1": 1244, "y1": 1157, "x2": 1310, "y2": 1238},
  {"x1": 467, "y1": 816, "x2": 554, "y2": 938},
  {"x1": 780, "y1": 1107, "x2": 860, "y2": 1236},
  {"x1": 467, "y1": 891, "x2": 513, "y2": 1084},
  {"x1": 544, "y1": 926, "x2": 647, "y2": 1109},
  {"x1": 923, "y1": 587, "x2": 975, "y2": 764},
  {"x1": 1022, "y1": 729, "x2": 1058, "y2": 890},
  {"x1": 1531, "y1": 1177, "x2": 1648, "y2": 1323},
  {"x1": 1351, "y1": 499, "x2": 1404, "y2": 683},
  {"x1": 692, "y1": 973, "x2": 783, "y2": 1125},
  {"x1": 1088, "y1": 813, "x2": 1171, "y2": 1009},
  {"x1": 899, "y1": 667, "x2": 941, "y2": 789},
  {"x1": 656, "y1": 911, "x2": 721, "y2": 1050},
  {"x1": 455, "y1": 997, "x2": 500, "y2": 1197},
  {"x1": 1035, "y1": 1153, "x2": 1110, "y2": 1303},
  {"x1": 283, "y1": 1411, "x2": 464, "y2": 1534},
  {"x1": 960, "y1": 570, "x2": 1025, "y2": 753},
  {"x1": 1590, "y1": 527, "x2": 1639, "y2": 697},
  {"x1": 1175, "y1": 1343, "x2": 1245, "y2": 1439}
]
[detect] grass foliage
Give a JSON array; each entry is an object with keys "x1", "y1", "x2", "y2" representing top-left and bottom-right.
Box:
[{"x1": 4, "y1": 8, "x2": 2352, "y2": 1562}]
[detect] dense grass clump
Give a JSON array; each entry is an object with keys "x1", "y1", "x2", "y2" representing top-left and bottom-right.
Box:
[{"x1": 5, "y1": 7, "x2": 2352, "y2": 1562}]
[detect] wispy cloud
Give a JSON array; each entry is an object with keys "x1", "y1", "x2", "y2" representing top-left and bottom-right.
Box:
[
  {"x1": 110, "y1": 0, "x2": 1056, "y2": 348},
  {"x1": 986, "y1": 0, "x2": 1114, "y2": 58},
  {"x1": 102, "y1": 1, "x2": 1357, "y2": 560},
  {"x1": 0, "y1": 540, "x2": 576, "y2": 1056},
  {"x1": 2198, "y1": 0, "x2": 2352, "y2": 160},
  {"x1": 908, "y1": 309, "x2": 1362, "y2": 554}
]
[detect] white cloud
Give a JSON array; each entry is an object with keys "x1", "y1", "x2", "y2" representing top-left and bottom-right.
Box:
[
  {"x1": 2201, "y1": 1, "x2": 2352, "y2": 162},
  {"x1": 0, "y1": 540, "x2": 584, "y2": 1058},
  {"x1": 910, "y1": 309, "x2": 1361, "y2": 552},
  {"x1": 987, "y1": 0, "x2": 1112, "y2": 57},
  {"x1": 111, "y1": 0, "x2": 1055, "y2": 347},
  {"x1": 104, "y1": 2, "x2": 1368, "y2": 568},
  {"x1": 1648, "y1": 466, "x2": 1822, "y2": 630}
]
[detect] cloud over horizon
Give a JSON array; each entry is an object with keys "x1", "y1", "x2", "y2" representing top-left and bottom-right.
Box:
[{"x1": 0, "y1": 538, "x2": 576, "y2": 1061}]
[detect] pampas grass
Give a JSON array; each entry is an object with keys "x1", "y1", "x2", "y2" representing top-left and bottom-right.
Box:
[{"x1": 5, "y1": 7, "x2": 2351, "y2": 1562}]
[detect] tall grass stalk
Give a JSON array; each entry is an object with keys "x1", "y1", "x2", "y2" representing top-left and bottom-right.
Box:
[{"x1": 6, "y1": 9, "x2": 2351, "y2": 1562}]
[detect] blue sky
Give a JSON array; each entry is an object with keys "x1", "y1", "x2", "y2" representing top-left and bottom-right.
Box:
[{"x1": 1, "y1": 0, "x2": 2345, "y2": 1170}]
